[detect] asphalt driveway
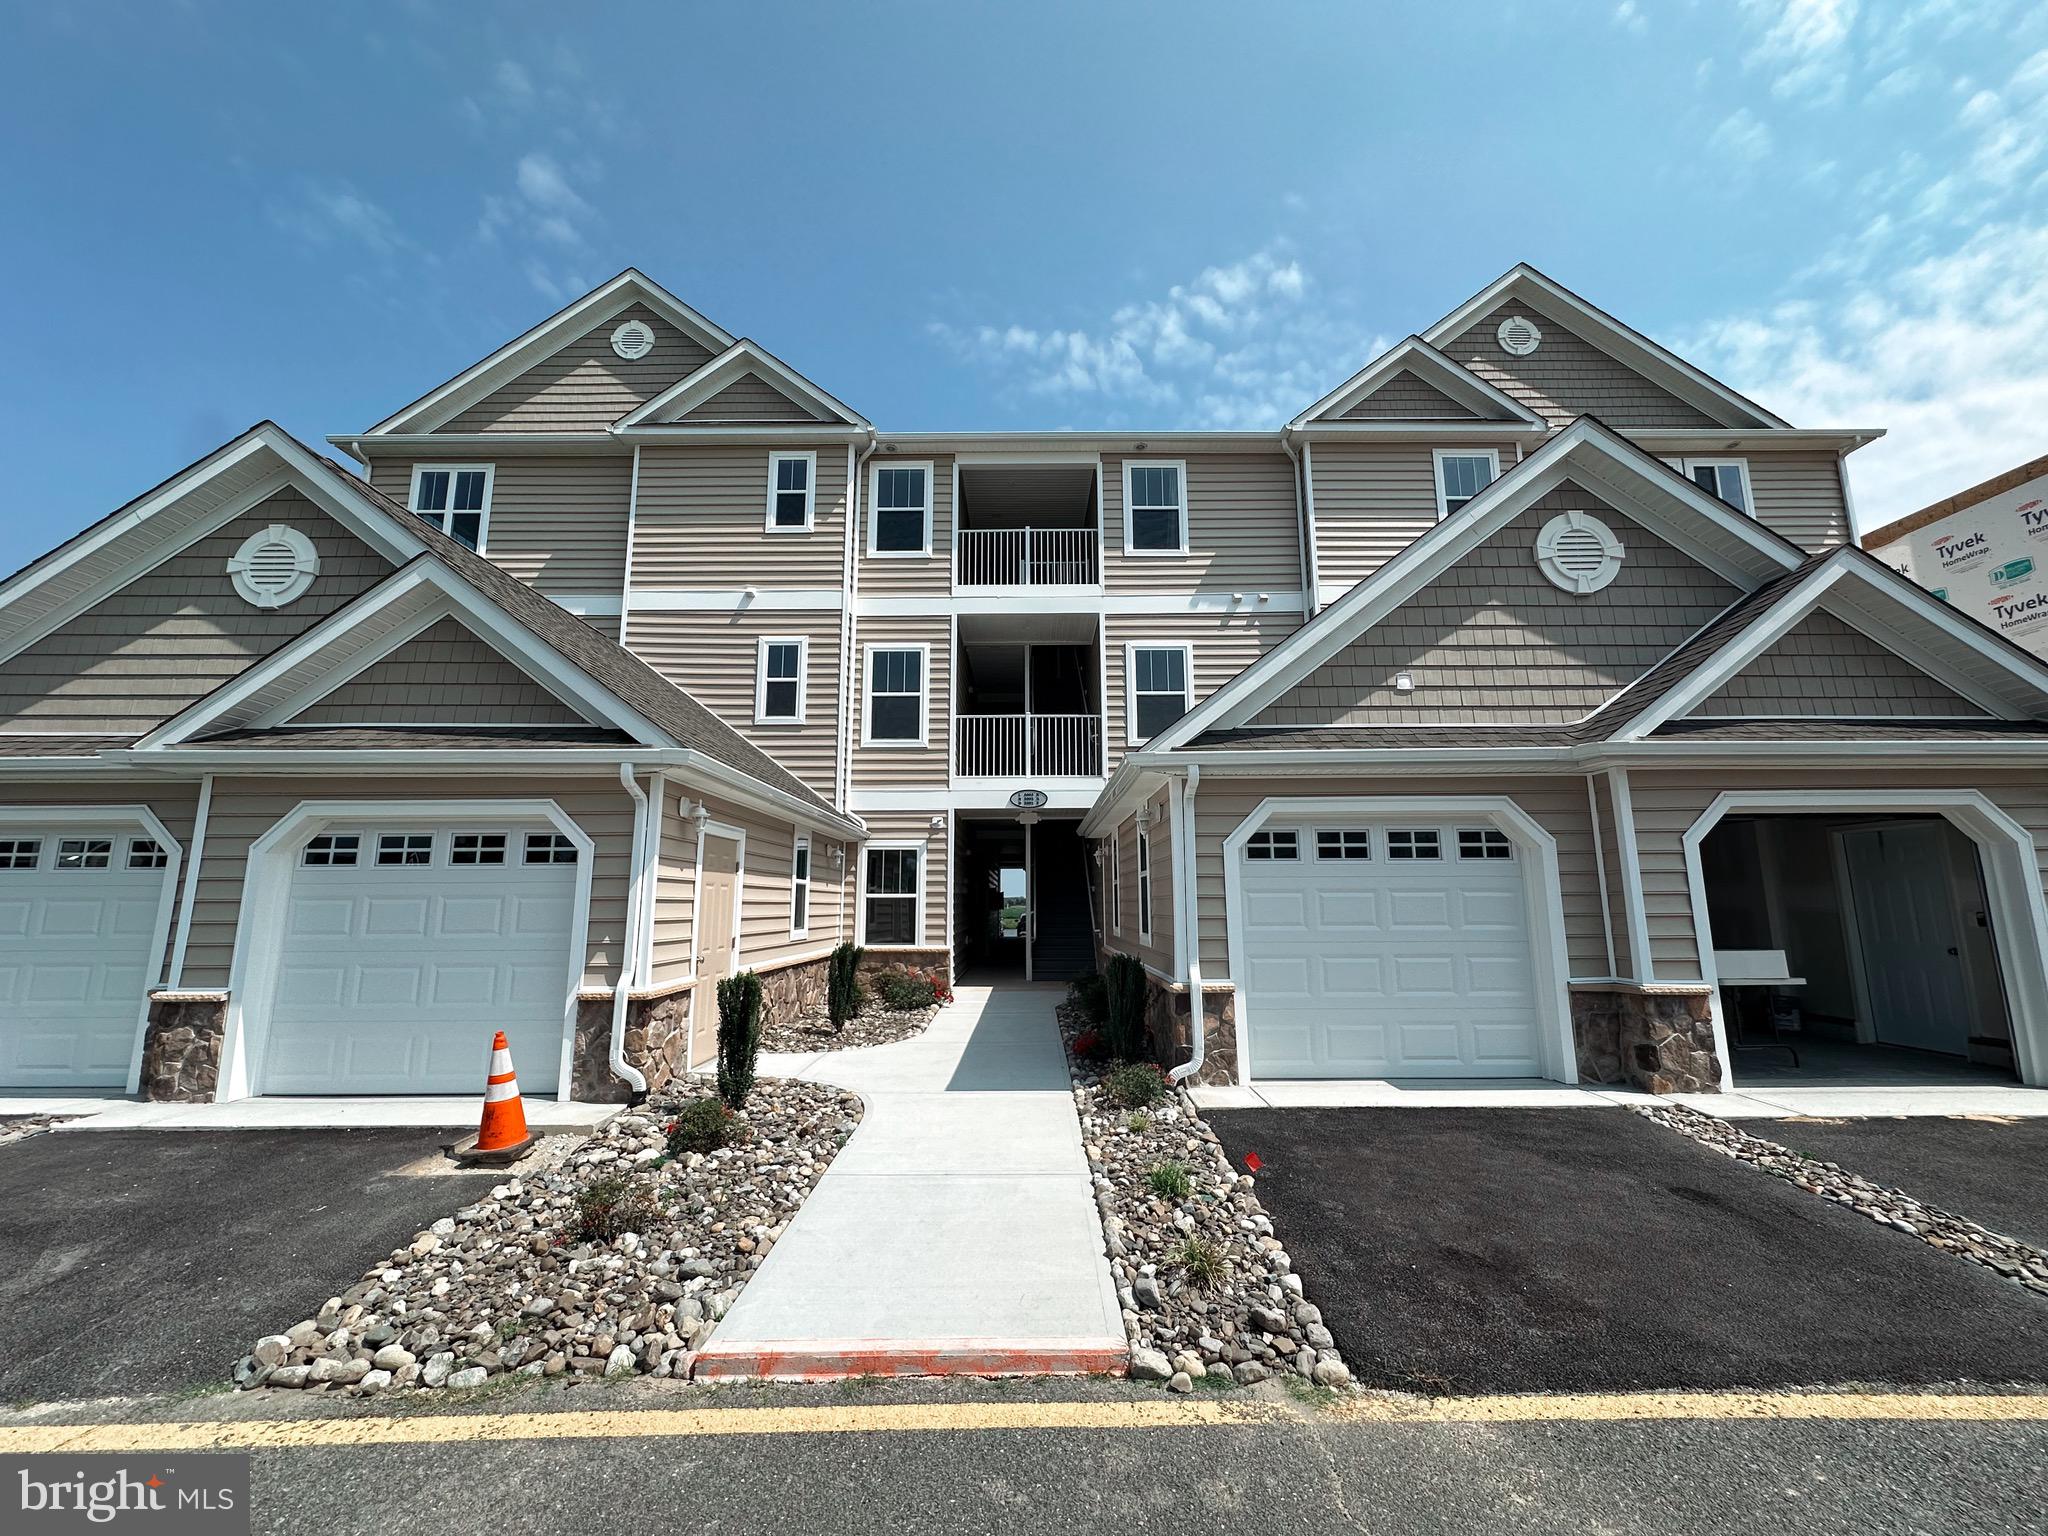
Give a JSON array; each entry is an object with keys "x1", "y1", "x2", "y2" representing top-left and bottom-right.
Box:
[
  {"x1": 0, "y1": 1130, "x2": 498, "y2": 1403},
  {"x1": 1207, "y1": 1107, "x2": 2048, "y2": 1394},
  {"x1": 1758, "y1": 1116, "x2": 2048, "y2": 1250}
]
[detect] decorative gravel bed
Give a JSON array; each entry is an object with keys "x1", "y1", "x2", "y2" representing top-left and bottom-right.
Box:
[
  {"x1": 1638, "y1": 1103, "x2": 2048, "y2": 1297},
  {"x1": 233, "y1": 1079, "x2": 862, "y2": 1394},
  {"x1": 1058, "y1": 1003, "x2": 1353, "y2": 1393},
  {"x1": 758, "y1": 1001, "x2": 940, "y2": 1054}
]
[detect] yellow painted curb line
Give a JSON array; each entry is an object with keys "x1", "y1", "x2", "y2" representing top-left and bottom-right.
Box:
[{"x1": 1333, "y1": 1392, "x2": 2048, "y2": 1424}]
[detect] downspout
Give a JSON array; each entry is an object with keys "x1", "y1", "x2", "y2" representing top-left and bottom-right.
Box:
[
  {"x1": 1298, "y1": 435, "x2": 1324, "y2": 617},
  {"x1": 1167, "y1": 764, "x2": 1205, "y2": 1082},
  {"x1": 609, "y1": 763, "x2": 651, "y2": 1098},
  {"x1": 839, "y1": 429, "x2": 878, "y2": 811}
]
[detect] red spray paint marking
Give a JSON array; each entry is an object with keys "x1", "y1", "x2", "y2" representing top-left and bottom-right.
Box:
[{"x1": 1243, "y1": 1152, "x2": 1264, "y2": 1172}]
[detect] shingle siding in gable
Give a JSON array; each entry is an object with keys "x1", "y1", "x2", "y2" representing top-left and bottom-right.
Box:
[
  {"x1": 0, "y1": 489, "x2": 393, "y2": 735},
  {"x1": 438, "y1": 304, "x2": 716, "y2": 432},
  {"x1": 678, "y1": 373, "x2": 826, "y2": 423},
  {"x1": 1690, "y1": 610, "x2": 1987, "y2": 718},
  {"x1": 1340, "y1": 370, "x2": 1483, "y2": 420},
  {"x1": 1253, "y1": 485, "x2": 1744, "y2": 726},
  {"x1": 288, "y1": 616, "x2": 589, "y2": 726},
  {"x1": 1442, "y1": 300, "x2": 1722, "y2": 430}
]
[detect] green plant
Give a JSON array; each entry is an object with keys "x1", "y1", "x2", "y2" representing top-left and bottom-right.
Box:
[
  {"x1": 666, "y1": 1096, "x2": 736, "y2": 1155},
  {"x1": 827, "y1": 942, "x2": 866, "y2": 1031},
  {"x1": 1067, "y1": 971, "x2": 1108, "y2": 1025},
  {"x1": 875, "y1": 967, "x2": 938, "y2": 1012},
  {"x1": 1103, "y1": 1061, "x2": 1167, "y2": 1110},
  {"x1": 573, "y1": 1174, "x2": 660, "y2": 1244},
  {"x1": 1146, "y1": 1160, "x2": 1192, "y2": 1200},
  {"x1": 716, "y1": 971, "x2": 764, "y2": 1110},
  {"x1": 1102, "y1": 953, "x2": 1147, "y2": 1060},
  {"x1": 1168, "y1": 1234, "x2": 1227, "y2": 1290},
  {"x1": 1127, "y1": 1112, "x2": 1150, "y2": 1134}
]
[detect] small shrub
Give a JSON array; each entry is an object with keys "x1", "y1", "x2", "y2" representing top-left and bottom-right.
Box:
[
  {"x1": 1127, "y1": 1112, "x2": 1150, "y2": 1135},
  {"x1": 1168, "y1": 1234, "x2": 1227, "y2": 1290},
  {"x1": 875, "y1": 967, "x2": 939, "y2": 1012},
  {"x1": 716, "y1": 971, "x2": 764, "y2": 1110},
  {"x1": 1103, "y1": 1061, "x2": 1167, "y2": 1110},
  {"x1": 1146, "y1": 1160, "x2": 1192, "y2": 1200},
  {"x1": 1067, "y1": 972, "x2": 1108, "y2": 1025},
  {"x1": 573, "y1": 1175, "x2": 660, "y2": 1244},
  {"x1": 1102, "y1": 954, "x2": 1147, "y2": 1061},
  {"x1": 665, "y1": 1096, "x2": 736, "y2": 1156},
  {"x1": 827, "y1": 942, "x2": 865, "y2": 1032}
]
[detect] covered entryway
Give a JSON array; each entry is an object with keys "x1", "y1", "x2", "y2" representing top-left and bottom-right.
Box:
[
  {"x1": 0, "y1": 812, "x2": 179, "y2": 1089},
  {"x1": 237, "y1": 809, "x2": 588, "y2": 1098},
  {"x1": 1229, "y1": 799, "x2": 1572, "y2": 1083}
]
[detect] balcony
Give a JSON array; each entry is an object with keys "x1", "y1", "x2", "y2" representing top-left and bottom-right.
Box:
[
  {"x1": 955, "y1": 527, "x2": 1101, "y2": 589},
  {"x1": 955, "y1": 713, "x2": 1104, "y2": 778}
]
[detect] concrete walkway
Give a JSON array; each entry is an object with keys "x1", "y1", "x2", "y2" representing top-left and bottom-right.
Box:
[{"x1": 694, "y1": 984, "x2": 1125, "y2": 1380}]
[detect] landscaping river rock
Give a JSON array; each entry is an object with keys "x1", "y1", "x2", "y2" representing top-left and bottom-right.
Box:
[
  {"x1": 234, "y1": 1080, "x2": 861, "y2": 1394},
  {"x1": 1058, "y1": 1003, "x2": 1353, "y2": 1393},
  {"x1": 759, "y1": 1001, "x2": 940, "y2": 1054}
]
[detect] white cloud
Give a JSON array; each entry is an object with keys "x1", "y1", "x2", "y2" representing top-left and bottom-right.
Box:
[
  {"x1": 494, "y1": 60, "x2": 533, "y2": 99},
  {"x1": 1612, "y1": 0, "x2": 1648, "y2": 35},
  {"x1": 1709, "y1": 107, "x2": 1774, "y2": 161},
  {"x1": 1741, "y1": 0, "x2": 1859, "y2": 102},
  {"x1": 929, "y1": 243, "x2": 1383, "y2": 428},
  {"x1": 476, "y1": 153, "x2": 600, "y2": 299},
  {"x1": 270, "y1": 180, "x2": 408, "y2": 256}
]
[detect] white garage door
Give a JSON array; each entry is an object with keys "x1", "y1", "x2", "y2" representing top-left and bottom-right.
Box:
[
  {"x1": 0, "y1": 827, "x2": 170, "y2": 1088},
  {"x1": 1241, "y1": 823, "x2": 1543, "y2": 1079},
  {"x1": 259, "y1": 825, "x2": 579, "y2": 1096}
]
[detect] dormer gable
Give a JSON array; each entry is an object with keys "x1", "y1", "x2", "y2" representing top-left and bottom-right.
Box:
[
  {"x1": 1292, "y1": 336, "x2": 1547, "y2": 430},
  {"x1": 614, "y1": 339, "x2": 868, "y2": 432},
  {"x1": 281, "y1": 615, "x2": 597, "y2": 728}
]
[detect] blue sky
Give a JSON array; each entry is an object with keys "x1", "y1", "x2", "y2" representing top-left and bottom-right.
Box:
[{"x1": 4, "y1": 0, "x2": 2046, "y2": 572}]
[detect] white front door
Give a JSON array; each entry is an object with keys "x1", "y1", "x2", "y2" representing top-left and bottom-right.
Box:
[
  {"x1": 1842, "y1": 822, "x2": 1975, "y2": 1054},
  {"x1": 259, "y1": 826, "x2": 577, "y2": 1095},
  {"x1": 1242, "y1": 823, "x2": 1543, "y2": 1079},
  {"x1": 0, "y1": 827, "x2": 170, "y2": 1088}
]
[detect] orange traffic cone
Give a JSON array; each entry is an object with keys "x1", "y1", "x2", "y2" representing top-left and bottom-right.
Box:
[{"x1": 452, "y1": 1031, "x2": 535, "y2": 1165}]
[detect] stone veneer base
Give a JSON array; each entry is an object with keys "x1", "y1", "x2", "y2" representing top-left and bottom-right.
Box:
[
  {"x1": 1571, "y1": 985, "x2": 1722, "y2": 1094},
  {"x1": 140, "y1": 995, "x2": 227, "y2": 1102}
]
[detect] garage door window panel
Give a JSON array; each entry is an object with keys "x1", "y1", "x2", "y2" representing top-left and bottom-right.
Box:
[
  {"x1": 525, "y1": 833, "x2": 578, "y2": 865},
  {"x1": 1247, "y1": 829, "x2": 1299, "y2": 861},
  {"x1": 1316, "y1": 829, "x2": 1371, "y2": 861},
  {"x1": 302, "y1": 834, "x2": 360, "y2": 868},
  {"x1": 1457, "y1": 827, "x2": 1513, "y2": 861},
  {"x1": 0, "y1": 838, "x2": 41, "y2": 870},
  {"x1": 126, "y1": 839, "x2": 168, "y2": 870},
  {"x1": 1386, "y1": 828, "x2": 1441, "y2": 860},
  {"x1": 56, "y1": 839, "x2": 112, "y2": 870},
  {"x1": 377, "y1": 833, "x2": 435, "y2": 867},
  {"x1": 450, "y1": 833, "x2": 508, "y2": 866}
]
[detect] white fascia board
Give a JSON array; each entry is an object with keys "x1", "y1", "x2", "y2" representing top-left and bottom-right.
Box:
[
  {"x1": 614, "y1": 339, "x2": 869, "y2": 430},
  {"x1": 873, "y1": 431, "x2": 1280, "y2": 453},
  {"x1": 364, "y1": 270, "x2": 739, "y2": 436},
  {"x1": 1629, "y1": 428, "x2": 1887, "y2": 454},
  {"x1": 1289, "y1": 422, "x2": 1550, "y2": 441},
  {"x1": 614, "y1": 424, "x2": 868, "y2": 444},
  {"x1": 1420, "y1": 264, "x2": 1790, "y2": 430},
  {"x1": 331, "y1": 432, "x2": 619, "y2": 462},
  {"x1": 1288, "y1": 336, "x2": 1547, "y2": 429}
]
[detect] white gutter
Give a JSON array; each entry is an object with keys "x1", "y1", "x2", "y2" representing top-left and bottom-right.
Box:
[
  {"x1": 609, "y1": 763, "x2": 652, "y2": 1098},
  {"x1": 1168, "y1": 765, "x2": 1205, "y2": 1083}
]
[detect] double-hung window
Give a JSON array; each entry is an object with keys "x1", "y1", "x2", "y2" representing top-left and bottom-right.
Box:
[
  {"x1": 767, "y1": 451, "x2": 816, "y2": 531},
  {"x1": 1124, "y1": 461, "x2": 1187, "y2": 553},
  {"x1": 1136, "y1": 830, "x2": 1153, "y2": 942},
  {"x1": 1679, "y1": 458, "x2": 1750, "y2": 514},
  {"x1": 756, "y1": 638, "x2": 808, "y2": 724},
  {"x1": 410, "y1": 465, "x2": 493, "y2": 550},
  {"x1": 1128, "y1": 645, "x2": 1190, "y2": 743},
  {"x1": 865, "y1": 647, "x2": 927, "y2": 745},
  {"x1": 863, "y1": 847, "x2": 920, "y2": 944},
  {"x1": 869, "y1": 463, "x2": 932, "y2": 555},
  {"x1": 1433, "y1": 451, "x2": 1499, "y2": 520},
  {"x1": 790, "y1": 837, "x2": 811, "y2": 938}
]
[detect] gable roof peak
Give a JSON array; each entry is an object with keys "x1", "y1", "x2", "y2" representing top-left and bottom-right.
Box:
[
  {"x1": 1290, "y1": 335, "x2": 1547, "y2": 430},
  {"x1": 614, "y1": 335, "x2": 870, "y2": 431}
]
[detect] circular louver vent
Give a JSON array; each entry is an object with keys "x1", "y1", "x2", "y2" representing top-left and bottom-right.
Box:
[
  {"x1": 227, "y1": 524, "x2": 320, "y2": 608},
  {"x1": 1496, "y1": 315, "x2": 1543, "y2": 356},
  {"x1": 1535, "y1": 511, "x2": 1625, "y2": 595},
  {"x1": 611, "y1": 319, "x2": 655, "y2": 360}
]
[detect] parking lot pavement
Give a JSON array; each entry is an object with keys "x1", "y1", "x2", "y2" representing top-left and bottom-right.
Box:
[
  {"x1": 1206, "y1": 1106, "x2": 2048, "y2": 1395},
  {"x1": 0, "y1": 1129, "x2": 498, "y2": 1404}
]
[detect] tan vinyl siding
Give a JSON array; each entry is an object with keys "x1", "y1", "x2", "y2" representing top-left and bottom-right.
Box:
[
  {"x1": 1104, "y1": 611, "x2": 1298, "y2": 771},
  {"x1": 1100, "y1": 452, "x2": 1301, "y2": 594},
  {"x1": 678, "y1": 374, "x2": 825, "y2": 423},
  {"x1": 1100, "y1": 789, "x2": 1174, "y2": 976},
  {"x1": 366, "y1": 454, "x2": 632, "y2": 596},
  {"x1": 0, "y1": 490, "x2": 393, "y2": 735},
  {"x1": 1308, "y1": 443, "x2": 1443, "y2": 589},
  {"x1": 1191, "y1": 773, "x2": 1607, "y2": 980},
  {"x1": 1748, "y1": 451, "x2": 1851, "y2": 552},
  {"x1": 631, "y1": 445, "x2": 850, "y2": 589},
  {"x1": 439, "y1": 305, "x2": 714, "y2": 433},
  {"x1": 858, "y1": 454, "x2": 953, "y2": 595},
  {"x1": 857, "y1": 810, "x2": 950, "y2": 951},
  {"x1": 852, "y1": 616, "x2": 950, "y2": 788},
  {"x1": 1625, "y1": 767, "x2": 2048, "y2": 982},
  {"x1": 181, "y1": 775, "x2": 635, "y2": 991},
  {"x1": 629, "y1": 610, "x2": 843, "y2": 797},
  {"x1": 1341, "y1": 370, "x2": 1482, "y2": 420},
  {"x1": 1443, "y1": 301, "x2": 1722, "y2": 429},
  {"x1": 289, "y1": 617, "x2": 588, "y2": 726},
  {"x1": 1692, "y1": 610, "x2": 1987, "y2": 718},
  {"x1": 1256, "y1": 488, "x2": 1742, "y2": 726}
]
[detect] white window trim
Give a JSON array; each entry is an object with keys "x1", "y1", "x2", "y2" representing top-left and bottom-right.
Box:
[
  {"x1": 408, "y1": 463, "x2": 496, "y2": 551},
  {"x1": 1122, "y1": 458, "x2": 1190, "y2": 555},
  {"x1": 790, "y1": 833, "x2": 812, "y2": 940},
  {"x1": 754, "y1": 635, "x2": 810, "y2": 725},
  {"x1": 858, "y1": 840, "x2": 925, "y2": 946},
  {"x1": 867, "y1": 459, "x2": 935, "y2": 558},
  {"x1": 1125, "y1": 641, "x2": 1193, "y2": 747},
  {"x1": 1110, "y1": 830, "x2": 1123, "y2": 936},
  {"x1": 862, "y1": 642, "x2": 930, "y2": 748},
  {"x1": 765, "y1": 450, "x2": 818, "y2": 534},
  {"x1": 1431, "y1": 448, "x2": 1501, "y2": 522},
  {"x1": 1676, "y1": 457, "x2": 1752, "y2": 514},
  {"x1": 1136, "y1": 829, "x2": 1153, "y2": 944}
]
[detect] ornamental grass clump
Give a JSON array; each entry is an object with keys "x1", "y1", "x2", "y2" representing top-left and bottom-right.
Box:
[{"x1": 1146, "y1": 1160, "x2": 1192, "y2": 1200}]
